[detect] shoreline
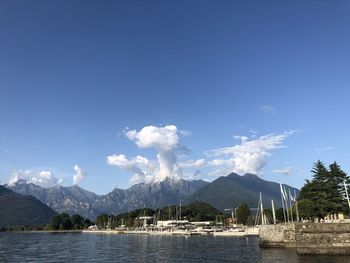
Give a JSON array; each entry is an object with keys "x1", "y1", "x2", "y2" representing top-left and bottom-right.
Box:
[
  {"x1": 1, "y1": 229, "x2": 258, "y2": 237},
  {"x1": 1, "y1": 230, "x2": 83, "y2": 233}
]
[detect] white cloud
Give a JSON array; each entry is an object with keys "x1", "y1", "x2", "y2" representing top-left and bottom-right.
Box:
[
  {"x1": 8, "y1": 169, "x2": 62, "y2": 188},
  {"x1": 107, "y1": 153, "x2": 157, "y2": 184},
  {"x1": 125, "y1": 125, "x2": 178, "y2": 151},
  {"x1": 108, "y1": 125, "x2": 204, "y2": 184},
  {"x1": 260, "y1": 105, "x2": 276, "y2": 113},
  {"x1": 108, "y1": 124, "x2": 298, "y2": 184},
  {"x1": 73, "y1": 165, "x2": 86, "y2": 185},
  {"x1": 249, "y1": 129, "x2": 258, "y2": 138},
  {"x1": 207, "y1": 131, "x2": 294, "y2": 176},
  {"x1": 183, "y1": 170, "x2": 201, "y2": 181},
  {"x1": 272, "y1": 166, "x2": 294, "y2": 175},
  {"x1": 111, "y1": 125, "x2": 182, "y2": 184},
  {"x1": 209, "y1": 159, "x2": 232, "y2": 166},
  {"x1": 180, "y1": 159, "x2": 205, "y2": 169},
  {"x1": 233, "y1": 135, "x2": 249, "y2": 142}
]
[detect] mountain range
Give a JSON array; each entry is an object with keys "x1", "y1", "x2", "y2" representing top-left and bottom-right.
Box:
[
  {"x1": 185, "y1": 173, "x2": 299, "y2": 211},
  {"x1": 0, "y1": 185, "x2": 56, "y2": 227},
  {"x1": 5, "y1": 173, "x2": 298, "y2": 220},
  {"x1": 6, "y1": 178, "x2": 207, "y2": 219}
]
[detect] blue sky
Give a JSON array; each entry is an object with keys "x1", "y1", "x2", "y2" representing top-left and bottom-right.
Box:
[{"x1": 1, "y1": 0, "x2": 350, "y2": 194}]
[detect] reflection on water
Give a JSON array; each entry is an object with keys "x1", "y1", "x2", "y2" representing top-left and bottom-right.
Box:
[{"x1": 0, "y1": 232, "x2": 350, "y2": 263}]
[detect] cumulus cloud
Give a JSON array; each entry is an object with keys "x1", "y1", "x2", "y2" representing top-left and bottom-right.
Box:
[
  {"x1": 207, "y1": 131, "x2": 295, "y2": 176},
  {"x1": 107, "y1": 125, "x2": 202, "y2": 184},
  {"x1": 120, "y1": 125, "x2": 182, "y2": 183},
  {"x1": 107, "y1": 124, "x2": 298, "y2": 184},
  {"x1": 125, "y1": 125, "x2": 179, "y2": 151},
  {"x1": 73, "y1": 165, "x2": 86, "y2": 185},
  {"x1": 183, "y1": 170, "x2": 202, "y2": 181},
  {"x1": 107, "y1": 154, "x2": 156, "y2": 184},
  {"x1": 180, "y1": 159, "x2": 205, "y2": 169},
  {"x1": 8, "y1": 169, "x2": 62, "y2": 188},
  {"x1": 272, "y1": 166, "x2": 294, "y2": 175}
]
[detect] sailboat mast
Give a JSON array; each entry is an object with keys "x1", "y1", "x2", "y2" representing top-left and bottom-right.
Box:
[
  {"x1": 344, "y1": 181, "x2": 350, "y2": 214},
  {"x1": 294, "y1": 190, "x2": 300, "y2": 222},
  {"x1": 271, "y1": 199, "x2": 276, "y2": 224},
  {"x1": 179, "y1": 200, "x2": 182, "y2": 221},
  {"x1": 283, "y1": 185, "x2": 290, "y2": 223},
  {"x1": 288, "y1": 189, "x2": 294, "y2": 224},
  {"x1": 259, "y1": 192, "x2": 264, "y2": 225},
  {"x1": 169, "y1": 204, "x2": 171, "y2": 220}
]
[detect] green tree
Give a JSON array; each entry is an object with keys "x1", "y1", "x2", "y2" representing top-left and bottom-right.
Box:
[
  {"x1": 295, "y1": 199, "x2": 315, "y2": 220},
  {"x1": 96, "y1": 214, "x2": 109, "y2": 228},
  {"x1": 71, "y1": 214, "x2": 84, "y2": 230},
  {"x1": 50, "y1": 214, "x2": 61, "y2": 230},
  {"x1": 329, "y1": 162, "x2": 350, "y2": 212},
  {"x1": 236, "y1": 203, "x2": 250, "y2": 225},
  {"x1": 299, "y1": 161, "x2": 350, "y2": 218},
  {"x1": 83, "y1": 218, "x2": 92, "y2": 228},
  {"x1": 50, "y1": 213, "x2": 74, "y2": 230},
  {"x1": 300, "y1": 161, "x2": 331, "y2": 217},
  {"x1": 61, "y1": 216, "x2": 73, "y2": 230}
]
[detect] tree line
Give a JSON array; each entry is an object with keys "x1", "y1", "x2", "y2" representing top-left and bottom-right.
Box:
[
  {"x1": 49, "y1": 213, "x2": 93, "y2": 230},
  {"x1": 95, "y1": 202, "x2": 223, "y2": 228},
  {"x1": 298, "y1": 160, "x2": 349, "y2": 219}
]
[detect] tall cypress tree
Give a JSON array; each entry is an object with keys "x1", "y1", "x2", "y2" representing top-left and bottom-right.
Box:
[
  {"x1": 329, "y1": 162, "x2": 350, "y2": 212},
  {"x1": 299, "y1": 161, "x2": 350, "y2": 218},
  {"x1": 311, "y1": 160, "x2": 330, "y2": 217}
]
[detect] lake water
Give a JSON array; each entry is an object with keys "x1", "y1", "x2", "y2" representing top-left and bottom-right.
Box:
[{"x1": 1, "y1": 232, "x2": 350, "y2": 262}]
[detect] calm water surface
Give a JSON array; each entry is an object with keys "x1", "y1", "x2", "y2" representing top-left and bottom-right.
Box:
[{"x1": 1, "y1": 232, "x2": 350, "y2": 263}]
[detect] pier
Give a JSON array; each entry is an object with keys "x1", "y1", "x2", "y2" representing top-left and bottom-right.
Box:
[{"x1": 259, "y1": 223, "x2": 350, "y2": 255}]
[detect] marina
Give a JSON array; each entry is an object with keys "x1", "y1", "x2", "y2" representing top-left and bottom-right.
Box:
[{"x1": 83, "y1": 226, "x2": 260, "y2": 237}]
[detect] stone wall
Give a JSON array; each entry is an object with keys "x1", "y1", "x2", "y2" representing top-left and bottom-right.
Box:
[
  {"x1": 295, "y1": 223, "x2": 350, "y2": 255},
  {"x1": 259, "y1": 224, "x2": 296, "y2": 248}
]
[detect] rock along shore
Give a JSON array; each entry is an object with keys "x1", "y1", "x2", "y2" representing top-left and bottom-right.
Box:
[{"x1": 259, "y1": 223, "x2": 350, "y2": 255}]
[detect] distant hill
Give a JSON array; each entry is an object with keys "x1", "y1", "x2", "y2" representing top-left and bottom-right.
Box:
[
  {"x1": 185, "y1": 173, "x2": 299, "y2": 211},
  {"x1": 6, "y1": 180, "x2": 101, "y2": 219},
  {"x1": 0, "y1": 185, "x2": 56, "y2": 227},
  {"x1": 6, "y1": 178, "x2": 208, "y2": 219}
]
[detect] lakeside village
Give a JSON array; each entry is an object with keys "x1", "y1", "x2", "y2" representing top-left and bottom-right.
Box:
[
  {"x1": 85, "y1": 161, "x2": 350, "y2": 237},
  {"x1": 9, "y1": 161, "x2": 350, "y2": 254}
]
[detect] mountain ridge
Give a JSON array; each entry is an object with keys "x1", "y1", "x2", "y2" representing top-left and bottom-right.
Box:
[
  {"x1": 5, "y1": 174, "x2": 298, "y2": 220},
  {"x1": 0, "y1": 185, "x2": 56, "y2": 227},
  {"x1": 6, "y1": 178, "x2": 208, "y2": 219},
  {"x1": 185, "y1": 173, "x2": 299, "y2": 211}
]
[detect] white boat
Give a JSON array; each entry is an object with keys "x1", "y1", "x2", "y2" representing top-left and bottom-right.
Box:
[
  {"x1": 213, "y1": 228, "x2": 247, "y2": 237},
  {"x1": 171, "y1": 229, "x2": 191, "y2": 235},
  {"x1": 126, "y1": 230, "x2": 149, "y2": 234},
  {"x1": 148, "y1": 230, "x2": 172, "y2": 235}
]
